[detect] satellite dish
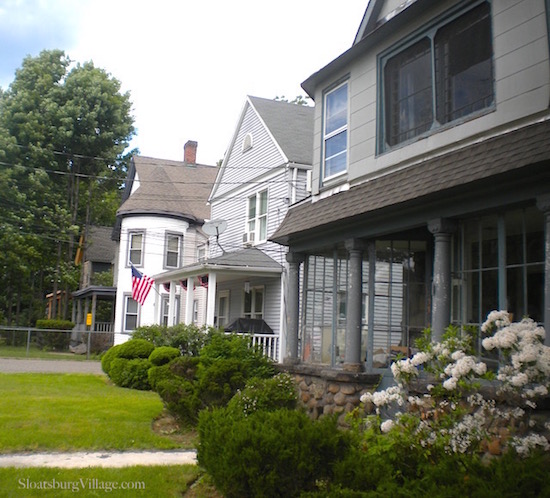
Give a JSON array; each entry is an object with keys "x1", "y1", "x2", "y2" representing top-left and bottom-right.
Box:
[
  {"x1": 202, "y1": 219, "x2": 227, "y2": 254},
  {"x1": 202, "y1": 219, "x2": 227, "y2": 236}
]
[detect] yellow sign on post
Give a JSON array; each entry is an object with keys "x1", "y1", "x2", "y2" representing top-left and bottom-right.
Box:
[{"x1": 86, "y1": 313, "x2": 92, "y2": 326}]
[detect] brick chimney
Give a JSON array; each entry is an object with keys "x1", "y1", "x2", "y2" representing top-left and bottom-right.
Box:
[{"x1": 184, "y1": 140, "x2": 198, "y2": 165}]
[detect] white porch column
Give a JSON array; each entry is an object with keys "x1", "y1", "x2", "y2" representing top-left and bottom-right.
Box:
[
  {"x1": 206, "y1": 272, "x2": 217, "y2": 326},
  {"x1": 185, "y1": 277, "x2": 194, "y2": 325},
  {"x1": 537, "y1": 194, "x2": 550, "y2": 345},
  {"x1": 168, "y1": 280, "x2": 177, "y2": 326}
]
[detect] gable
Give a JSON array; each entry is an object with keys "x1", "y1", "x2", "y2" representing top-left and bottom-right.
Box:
[{"x1": 209, "y1": 97, "x2": 314, "y2": 202}]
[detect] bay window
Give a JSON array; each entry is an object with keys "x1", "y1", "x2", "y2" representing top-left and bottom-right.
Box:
[{"x1": 381, "y1": 1, "x2": 493, "y2": 150}]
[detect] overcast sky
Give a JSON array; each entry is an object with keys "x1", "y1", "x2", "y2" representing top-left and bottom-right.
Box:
[{"x1": 0, "y1": 1, "x2": 367, "y2": 165}]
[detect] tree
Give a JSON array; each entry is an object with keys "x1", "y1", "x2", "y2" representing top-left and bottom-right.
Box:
[{"x1": 0, "y1": 50, "x2": 135, "y2": 324}]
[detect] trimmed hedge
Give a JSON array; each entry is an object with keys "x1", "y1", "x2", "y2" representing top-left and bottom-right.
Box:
[
  {"x1": 108, "y1": 358, "x2": 152, "y2": 390},
  {"x1": 148, "y1": 346, "x2": 180, "y2": 366},
  {"x1": 198, "y1": 408, "x2": 350, "y2": 498}
]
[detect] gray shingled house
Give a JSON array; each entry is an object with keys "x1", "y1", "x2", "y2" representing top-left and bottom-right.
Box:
[{"x1": 271, "y1": 0, "x2": 550, "y2": 385}]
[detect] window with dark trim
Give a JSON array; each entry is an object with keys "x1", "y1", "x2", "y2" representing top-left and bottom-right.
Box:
[
  {"x1": 382, "y1": 2, "x2": 493, "y2": 149},
  {"x1": 128, "y1": 231, "x2": 144, "y2": 266},
  {"x1": 165, "y1": 233, "x2": 182, "y2": 268},
  {"x1": 124, "y1": 295, "x2": 138, "y2": 331}
]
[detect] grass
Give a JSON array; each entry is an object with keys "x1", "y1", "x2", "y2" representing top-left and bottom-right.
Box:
[
  {"x1": 0, "y1": 466, "x2": 201, "y2": 497},
  {"x1": 0, "y1": 373, "x2": 181, "y2": 452},
  {"x1": 0, "y1": 372, "x2": 223, "y2": 496},
  {"x1": 0, "y1": 344, "x2": 100, "y2": 361}
]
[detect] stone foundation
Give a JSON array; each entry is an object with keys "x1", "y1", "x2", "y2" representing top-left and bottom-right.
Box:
[{"x1": 280, "y1": 363, "x2": 380, "y2": 425}]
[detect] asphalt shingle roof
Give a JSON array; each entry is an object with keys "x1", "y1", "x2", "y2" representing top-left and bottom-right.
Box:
[
  {"x1": 118, "y1": 156, "x2": 218, "y2": 223},
  {"x1": 271, "y1": 119, "x2": 550, "y2": 244},
  {"x1": 248, "y1": 96, "x2": 314, "y2": 165}
]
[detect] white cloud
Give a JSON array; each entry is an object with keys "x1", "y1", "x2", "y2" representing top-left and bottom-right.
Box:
[{"x1": 2, "y1": 0, "x2": 367, "y2": 165}]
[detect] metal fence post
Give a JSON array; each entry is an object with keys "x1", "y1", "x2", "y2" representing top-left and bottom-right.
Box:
[{"x1": 26, "y1": 328, "x2": 31, "y2": 356}]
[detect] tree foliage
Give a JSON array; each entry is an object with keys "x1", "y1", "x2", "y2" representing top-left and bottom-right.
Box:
[{"x1": 0, "y1": 50, "x2": 135, "y2": 325}]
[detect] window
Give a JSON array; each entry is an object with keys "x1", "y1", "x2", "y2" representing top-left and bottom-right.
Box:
[
  {"x1": 382, "y1": 2, "x2": 493, "y2": 149},
  {"x1": 161, "y1": 295, "x2": 180, "y2": 326},
  {"x1": 197, "y1": 244, "x2": 207, "y2": 262},
  {"x1": 244, "y1": 287, "x2": 263, "y2": 319},
  {"x1": 323, "y1": 82, "x2": 348, "y2": 180},
  {"x1": 128, "y1": 231, "x2": 144, "y2": 266},
  {"x1": 124, "y1": 296, "x2": 138, "y2": 332},
  {"x1": 453, "y1": 207, "x2": 544, "y2": 334},
  {"x1": 165, "y1": 233, "x2": 182, "y2": 268},
  {"x1": 217, "y1": 290, "x2": 230, "y2": 327},
  {"x1": 247, "y1": 190, "x2": 268, "y2": 242},
  {"x1": 242, "y1": 133, "x2": 253, "y2": 152}
]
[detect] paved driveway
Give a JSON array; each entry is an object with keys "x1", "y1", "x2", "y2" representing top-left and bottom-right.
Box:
[{"x1": 0, "y1": 357, "x2": 104, "y2": 375}]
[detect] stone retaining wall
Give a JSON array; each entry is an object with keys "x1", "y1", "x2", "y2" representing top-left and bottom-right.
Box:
[{"x1": 280, "y1": 363, "x2": 380, "y2": 425}]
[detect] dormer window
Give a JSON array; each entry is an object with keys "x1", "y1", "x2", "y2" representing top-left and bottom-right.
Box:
[
  {"x1": 242, "y1": 133, "x2": 253, "y2": 152},
  {"x1": 381, "y1": 1, "x2": 493, "y2": 150}
]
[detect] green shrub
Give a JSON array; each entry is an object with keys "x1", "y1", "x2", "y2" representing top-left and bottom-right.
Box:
[
  {"x1": 148, "y1": 346, "x2": 181, "y2": 366},
  {"x1": 108, "y1": 358, "x2": 152, "y2": 390},
  {"x1": 35, "y1": 319, "x2": 74, "y2": 351},
  {"x1": 131, "y1": 325, "x2": 168, "y2": 347},
  {"x1": 116, "y1": 338, "x2": 155, "y2": 359},
  {"x1": 198, "y1": 408, "x2": 349, "y2": 498},
  {"x1": 227, "y1": 373, "x2": 298, "y2": 416},
  {"x1": 101, "y1": 343, "x2": 123, "y2": 374},
  {"x1": 101, "y1": 339, "x2": 155, "y2": 378},
  {"x1": 35, "y1": 319, "x2": 74, "y2": 329}
]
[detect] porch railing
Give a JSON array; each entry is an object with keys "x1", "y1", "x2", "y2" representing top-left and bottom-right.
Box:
[{"x1": 229, "y1": 332, "x2": 280, "y2": 362}]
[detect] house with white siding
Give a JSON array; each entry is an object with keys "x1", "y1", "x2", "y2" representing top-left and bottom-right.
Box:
[
  {"x1": 154, "y1": 96, "x2": 314, "y2": 361},
  {"x1": 271, "y1": 0, "x2": 550, "y2": 377},
  {"x1": 112, "y1": 142, "x2": 218, "y2": 345}
]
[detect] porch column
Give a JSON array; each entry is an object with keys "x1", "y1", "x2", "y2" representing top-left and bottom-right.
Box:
[
  {"x1": 537, "y1": 194, "x2": 550, "y2": 345},
  {"x1": 366, "y1": 240, "x2": 376, "y2": 372},
  {"x1": 344, "y1": 239, "x2": 365, "y2": 372},
  {"x1": 184, "y1": 277, "x2": 194, "y2": 325},
  {"x1": 428, "y1": 218, "x2": 456, "y2": 342},
  {"x1": 206, "y1": 272, "x2": 217, "y2": 326},
  {"x1": 285, "y1": 251, "x2": 304, "y2": 364},
  {"x1": 168, "y1": 280, "x2": 177, "y2": 326}
]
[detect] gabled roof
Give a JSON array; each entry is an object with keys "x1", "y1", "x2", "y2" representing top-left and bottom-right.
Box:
[
  {"x1": 271, "y1": 119, "x2": 550, "y2": 245},
  {"x1": 117, "y1": 155, "x2": 218, "y2": 223},
  {"x1": 248, "y1": 96, "x2": 314, "y2": 166},
  {"x1": 209, "y1": 96, "x2": 314, "y2": 201}
]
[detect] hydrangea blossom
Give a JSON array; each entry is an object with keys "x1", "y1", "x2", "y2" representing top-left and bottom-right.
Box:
[{"x1": 357, "y1": 311, "x2": 550, "y2": 459}]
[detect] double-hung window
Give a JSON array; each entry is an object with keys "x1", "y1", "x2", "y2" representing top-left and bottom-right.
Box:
[
  {"x1": 382, "y1": 1, "x2": 493, "y2": 150},
  {"x1": 124, "y1": 296, "x2": 138, "y2": 332},
  {"x1": 128, "y1": 231, "x2": 144, "y2": 266},
  {"x1": 323, "y1": 82, "x2": 348, "y2": 181},
  {"x1": 165, "y1": 233, "x2": 182, "y2": 268},
  {"x1": 247, "y1": 189, "x2": 268, "y2": 243},
  {"x1": 244, "y1": 286, "x2": 264, "y2": 320}
]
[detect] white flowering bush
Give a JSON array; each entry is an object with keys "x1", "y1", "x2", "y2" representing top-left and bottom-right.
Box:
[{"x1": 358, "y1": 312, "x2": 550, "y2": 459}]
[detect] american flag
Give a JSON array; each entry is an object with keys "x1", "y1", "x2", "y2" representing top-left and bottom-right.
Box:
[{"x1": 131, "y1": 265, "x2": 154, "y2": 305}]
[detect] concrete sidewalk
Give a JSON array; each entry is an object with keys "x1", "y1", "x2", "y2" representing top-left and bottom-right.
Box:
[
  {"x1": 0, "y1": 357, "x2": 104, "y2": 375},
  {"x1": 0, "y1": 450, "x2": 197, "y2": 468}
]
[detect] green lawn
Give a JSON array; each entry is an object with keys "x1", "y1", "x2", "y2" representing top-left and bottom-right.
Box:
[
  {"x1": 0, "y1": 345, "x2": 100, "y2": 360},
  {"x1": 0, "y1": 466, "x2": 200, "y2": 497},
  {"x1": 0, "y1": 373, "x2": 216, "y2": 497},
  {"x1": 0, "y1": 373, "x2": 180, "y2": 452}
]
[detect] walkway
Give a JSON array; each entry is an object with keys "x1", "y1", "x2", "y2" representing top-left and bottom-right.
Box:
[
  {"x1": 0, "y1": 450, "x2": 197, "y2": 468},
  {"x1": 0, "y1": 357, "x2": 104, "y2": 374}
]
